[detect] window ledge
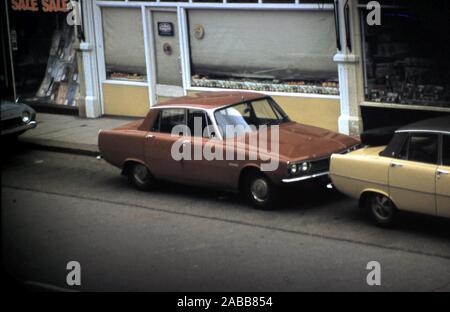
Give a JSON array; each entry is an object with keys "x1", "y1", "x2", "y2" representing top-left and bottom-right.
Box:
[
  {"x1": 187, "y1": 87, "x2": 340, "y2": 100},
  {"x1": 103, "y1": 80, "x2": 148, "y2": 87},
  {"x1": 361, "y1": 101, "x2": 450, "y2": 112}
]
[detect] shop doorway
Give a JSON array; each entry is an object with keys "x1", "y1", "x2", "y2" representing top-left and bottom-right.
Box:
[
  {"x1": 151, "y1": 10, "x2": 184, "y2": 100},
  {"x1": 2, "y1": 2, "x2": 80, "y2": 114}
]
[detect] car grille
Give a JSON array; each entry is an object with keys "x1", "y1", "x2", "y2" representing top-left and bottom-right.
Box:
[
  {"x1": 309, "y1": 157, "x2": 331, "y2": 174},
  {"x1": 1, "y1": 117, "x2": 23, "y2": 131}
]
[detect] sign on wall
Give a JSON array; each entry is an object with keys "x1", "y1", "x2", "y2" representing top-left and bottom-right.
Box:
[
  {"x1": 158, "y1": 22, "x2": 174, "y2": 37},
  {"x1": 11, "y1": 0, "x2": 70, "y2": 13}
]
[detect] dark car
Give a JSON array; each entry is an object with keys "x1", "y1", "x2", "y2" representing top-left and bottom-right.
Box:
[{"x1": 1, "y1": 99, "x2": 37, "y2": 138}]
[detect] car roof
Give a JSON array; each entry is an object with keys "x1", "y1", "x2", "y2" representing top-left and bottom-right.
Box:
[
  {"x1": 396, "y1": 116, "x2": 450, "y2": 134},
  {"x1": 153, "y1": 91, "x2": 268, "y2": 109}
]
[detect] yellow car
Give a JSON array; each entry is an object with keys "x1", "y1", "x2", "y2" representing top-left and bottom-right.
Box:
[{"x1": 330, "y1": 116, "x2": 450, "y2": 227}]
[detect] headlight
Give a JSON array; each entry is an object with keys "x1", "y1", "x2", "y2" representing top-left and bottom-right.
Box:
[
  {"x1": 22, "y1": 111, "x2": 31, "y2": 123},
  {"x1": 300, "y1": 162, "x2": 311, "y2": 172},
  {"x1": 288, "y1": 163, "x2": 298, "y2": 175}
]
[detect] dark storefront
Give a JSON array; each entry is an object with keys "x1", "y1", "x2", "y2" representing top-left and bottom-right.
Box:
[
  {"x1": 359, "y1": 0, "x2": 450, "y2": 129},
  {"x1": 1, "y1": 0, "x2": 80, "y2": 114}
]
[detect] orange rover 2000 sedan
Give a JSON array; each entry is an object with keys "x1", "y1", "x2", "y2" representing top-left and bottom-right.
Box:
[{"x1": 98, "y1": 92, "x2": 360, "y2": 209}]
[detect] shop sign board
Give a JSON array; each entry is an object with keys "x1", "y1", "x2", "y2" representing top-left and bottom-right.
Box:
[
  {"x1": 11, "y1": 0, "x2": 70, "y2": 13},
  {"x1": 158, "y1": 22, "x2": 174, "y2": 37}
]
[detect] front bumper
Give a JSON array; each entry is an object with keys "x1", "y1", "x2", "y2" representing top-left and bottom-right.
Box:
[
  {"x1": 1, "y1": 121, "x2": 37, "y2": 136},
  {"x1": 282, "y1": 171, "x2": 329, "y2": 183}
]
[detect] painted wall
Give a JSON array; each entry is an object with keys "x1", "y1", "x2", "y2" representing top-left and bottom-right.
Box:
[
  {"x1": 102, "y1": 83, "x2": 150, "y2": 117},
  {"x1": 273, "y1": 96, "x2": 340, "y2": 132},
  {"x1": 102, "y1": 84, "x2": 340, "y2": 131}
]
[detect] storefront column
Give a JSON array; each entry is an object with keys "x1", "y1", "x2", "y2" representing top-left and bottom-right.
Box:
[
  {"x1": 334, "y1": 0, "x2": 364, "y2": 136},
  {"x1": 78, "y1": 0, "x2": 101, "y2": 118}
]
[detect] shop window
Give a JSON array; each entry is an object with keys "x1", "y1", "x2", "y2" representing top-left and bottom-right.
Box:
[
  {"x1": 188, "y1": 10, "x2": 339, "y2": 95},
  {"x1": 361, "y1": 1, "x2": 450, "y2": 108},
  {"x1": 102, "y1": 8, "x2": 147, "y2": 82},
  {"x1": 8, "y1": 10, "x2": 81, "y2": 108}
]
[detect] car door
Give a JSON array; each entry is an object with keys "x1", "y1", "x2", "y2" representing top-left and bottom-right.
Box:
[
  {"x1": 436, "y1": 134, "x2": 450, "y2": 218},
  {"x1": 180, "y1": 109, "x2": 233, "y2": 188},
  {"x1": 388, "y1": 132, "x2": 438, "y2": 216},
  {"x1": 145, "y1": 108, "x2": 187, "y2": 181}
]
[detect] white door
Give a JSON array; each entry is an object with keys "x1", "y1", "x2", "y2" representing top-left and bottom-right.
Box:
[{"x1": 151, "y1": 10, "x2": 184, "y2": 99}]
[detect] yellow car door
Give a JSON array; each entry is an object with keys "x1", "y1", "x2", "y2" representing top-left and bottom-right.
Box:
[
  {"x1": 437, "y1": 134, "x2": 450, "y2": 218},
  {"x1": 389, "y1": 133, "x2": 438, "y2": 216}
]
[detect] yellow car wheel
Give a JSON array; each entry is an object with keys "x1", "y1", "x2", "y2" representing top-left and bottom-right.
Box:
[{"x1": 368, "y1": 193, "x2": 397, "y2": 228}]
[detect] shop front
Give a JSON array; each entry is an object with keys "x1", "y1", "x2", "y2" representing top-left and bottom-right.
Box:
[
  {"x1": 1, "y1": 0, "x2": 82, "y2": 115},
  {"x1": 356, "y1": 0, "x2": 450, "y2": 129},
  {"x1": 83, "y1": 0, "x2": 342, "y2": 132}
]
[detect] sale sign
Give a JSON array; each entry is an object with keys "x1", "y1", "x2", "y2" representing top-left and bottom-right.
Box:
[{"x1": 11, "y1": 0, "x2": 70, "y2": 13}]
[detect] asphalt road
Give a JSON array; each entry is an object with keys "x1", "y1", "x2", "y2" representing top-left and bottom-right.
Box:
[{"x1": 2, "y1": 142, "x2": 450, "y2": 292}]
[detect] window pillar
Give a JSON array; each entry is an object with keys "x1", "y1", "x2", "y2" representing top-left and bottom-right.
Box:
[{"x1": 334, "y1": 0, "x2": 364, "y2": 136}]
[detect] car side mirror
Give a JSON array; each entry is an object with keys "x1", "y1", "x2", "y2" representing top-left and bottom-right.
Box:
[{"x1": 15, "y1": 96, "x2": 21, "y2": 104}]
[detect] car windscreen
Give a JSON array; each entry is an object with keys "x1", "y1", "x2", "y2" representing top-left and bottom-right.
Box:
[{"x1": 214, "y1": 98, "x2": 289, "y2": 138}]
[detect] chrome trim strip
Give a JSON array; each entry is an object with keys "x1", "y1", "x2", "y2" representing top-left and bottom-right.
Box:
[
  {"x1": 396, "y1": 129, "x2": 450, "y2": 135},
  {"x1": 282, "y1": 171, "x2": 329, "y2": 183}
]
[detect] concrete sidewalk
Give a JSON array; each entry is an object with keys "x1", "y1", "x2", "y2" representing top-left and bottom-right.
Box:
[{"x1": 20, "y1": 113, "x2": 138, "y2": 156}]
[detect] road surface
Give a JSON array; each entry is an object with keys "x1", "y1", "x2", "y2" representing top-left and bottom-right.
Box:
[{"x1": 2, "y1": 143, "x2": 450, "y2": 291}]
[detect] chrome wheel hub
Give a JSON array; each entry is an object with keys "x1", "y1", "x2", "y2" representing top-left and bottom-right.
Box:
[
  {"x1": 372, "y1": 195, "x2": 392, "y2": 220},
  {"x1": 133, "y1": 165, "x2": 148, "y2": 185},
  {"x1": 250, "y1": 178, "x2": 269, "y2": 203}
]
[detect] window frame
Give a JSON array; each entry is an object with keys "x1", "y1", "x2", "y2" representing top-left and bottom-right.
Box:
[
  {"x1": 152, "y1": 108, "x2": 187, "y2": 134},
  {"x1": 396, "y1": 132, "x2": 440, "y2": 165}
]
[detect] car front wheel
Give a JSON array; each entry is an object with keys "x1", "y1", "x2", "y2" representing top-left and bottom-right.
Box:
[
  {"x1": 368, "y1": 193, "x2": 397, "y2": 227},
  {"x1": 244, "y1": 172, "x2": 278, "y2": 210},
  {"x1": 130, "y1": 163, "x2": 154, "y2": 190}
]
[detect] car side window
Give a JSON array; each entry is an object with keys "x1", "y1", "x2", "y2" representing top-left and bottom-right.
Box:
[
  {"x1": 407, "y1": 133, "x2": 439, "y2": 165},
  {"x1": 443, "y1": 135, "x2": 450, "y2": 166},
  {"x1": 157, "y1": 108, "x2": 186, "y2": 134},
  {"x1": 187, "y1": 110, "x2": 212, "y2": 138},
  {"x1": 381, "y1": 133, "x2": 408, "y2": 158}
]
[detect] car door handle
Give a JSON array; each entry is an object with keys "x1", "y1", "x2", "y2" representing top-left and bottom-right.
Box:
[
  {"x1": 146, "y1": 134, "x2": 155, "y2": 139},
  {"x1": 390, "y1": 162, "x2": 403, "y2": 168},
  {"x1": 437, "y1": 169, "x2": 449, "y2": 176}
]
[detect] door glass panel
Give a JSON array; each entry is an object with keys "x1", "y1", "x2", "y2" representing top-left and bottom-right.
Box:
[
  {"x1": 408, "y1": 133, "x2": 438, "y2": 164},
  {"x1": 443, "y1": 135, "x2": 450, "y2": 166},
  {"x1": 159, "y1": 108, "x2": 186, "y2": 134},
  {"x1": 188, "y1": 110, "x2": 210, "y2": 138}
]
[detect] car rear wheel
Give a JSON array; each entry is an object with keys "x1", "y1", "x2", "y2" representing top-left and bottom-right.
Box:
[
  {"x1": 368, "y1": 193, "x2": 397, "y2": 227},
  {"x1": 130, "y1": 163, "x2": 154, "y2": 190},
  {"x1": 244, "y1": 172, "x2": 278, "y2": 210}
]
